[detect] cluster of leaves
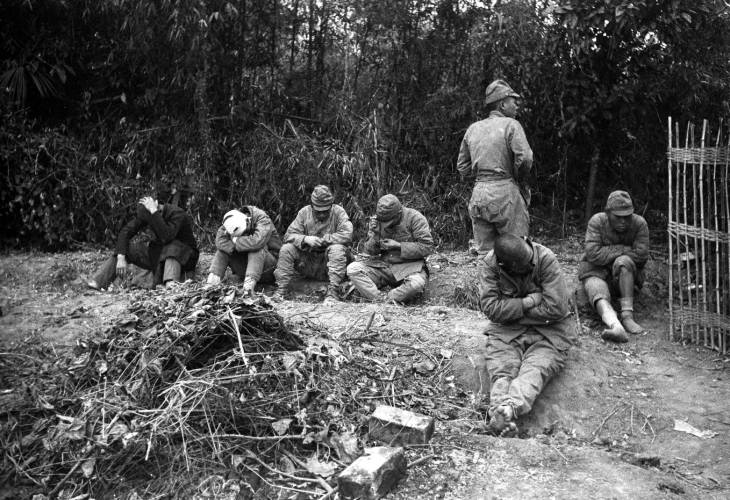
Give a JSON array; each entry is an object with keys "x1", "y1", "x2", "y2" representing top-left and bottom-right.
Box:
[{"x1": 2, "y1": 0, "x2": 729, "y2": 248}]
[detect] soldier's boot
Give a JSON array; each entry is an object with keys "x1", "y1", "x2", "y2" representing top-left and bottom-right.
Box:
[
  {"x1": 323, "y1": 285, "x2": 340, "y2": 305},
  {"x1": 271, "y1": 282, "x2": 290, "y2": 302},
  {"x1": 206, "y1": 273, "x2": 222, "y2": 286},
  {"x1": 619, "y1": 297, "x2": 644, "y2": 334},
  {"x1": 488, "y1": 404, "x2": 518, "y2": 437},
  {"x1": 597, "y1": 299, "x2": 628, "y2": 343},
  {"x1": 242, "y1": 277, "x2": 257, "y2": 296}
]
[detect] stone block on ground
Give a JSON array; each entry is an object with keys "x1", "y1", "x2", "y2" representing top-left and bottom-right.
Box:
[
  {"x1": 368, "y1": 405, "x2": 434, "y2": 446},
  {"x1": 337, "y1": 446, "x2": 406, "y2": 499}
]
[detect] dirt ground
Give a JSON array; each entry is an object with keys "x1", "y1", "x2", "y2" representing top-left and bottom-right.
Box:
[{"x1": 1, "y1": 241, "x2": 729, "y2": 499}]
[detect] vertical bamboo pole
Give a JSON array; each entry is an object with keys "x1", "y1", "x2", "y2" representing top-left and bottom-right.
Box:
[
  {"x1": 711, "y1": 123, "x2": 722, "y2": 351},
  {"x1": 699, "y1": 120, "x2": 709, "y2": 347},
  {"x1": 691, "y1": 123, "x2": 701, "y2": 344},
  {"x1": 668, "y1": 117, "x2": 675, "y2": 342},
  {"x1": 682, "y1": 123, "x2": 695, "y2": 342},
  {"x1": 724, "y1": 130, "x2": 730, "y2": 354},
  {"x1": 676, "y1": 121, "x2": 685, "y2": 341}
]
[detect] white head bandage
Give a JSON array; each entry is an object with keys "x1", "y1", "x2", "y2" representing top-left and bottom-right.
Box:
[{"x1": 222, "y1": 210, "x2": 250, "y2": 237}]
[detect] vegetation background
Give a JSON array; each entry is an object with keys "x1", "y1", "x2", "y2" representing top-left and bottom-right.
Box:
[{"x1": 2, "y1": 0, "x2": 729, "y2": 249}]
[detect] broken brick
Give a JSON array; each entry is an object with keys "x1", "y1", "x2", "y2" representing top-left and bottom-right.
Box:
[
  {"x1": 368, "y1": 405, "x2": 435, "y2": 446},
  {"x1": 337, "y1": 446, "x2": 406, "y2": 499}
]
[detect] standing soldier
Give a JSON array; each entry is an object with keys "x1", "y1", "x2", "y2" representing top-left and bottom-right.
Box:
[
  {"x1": 457, "y1": 79, "x2": 533, "y2": 254},
  {"x1": 274, "y1": 185, "x2": 353, "y2": 304},
  {"x1": 88, "y1": 194, "x2": 199, "y2": 289},
  {"x1": 479, "y1": 234, "x2": 574, "y2": 436},
  {"x1": 206, "y1": 207, "x2": 281, "y2": 295},
  {"x1": 346, "y1": 194, "x2": 434, "y2": 303},
  {"x1": 579, "y1": 190, "x2": 649, "y2": 342}
]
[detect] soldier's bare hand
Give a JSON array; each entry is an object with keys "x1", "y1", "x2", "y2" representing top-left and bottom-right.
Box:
[
  {"x1": 368, "y1": 216, "x2": 378, "y2": 232},
  {"x1": 139, "y1": 196, "x2": 159, "y2": 214},
  {"x1": 116, "y1": 254, "x2": 128, "y2": 278},
  {"x1": 380, "y1": 239, "x2": 401, "y2": 251},
  {"x1": 303, "y1": 235, "x2": 324, "y2": 248}
]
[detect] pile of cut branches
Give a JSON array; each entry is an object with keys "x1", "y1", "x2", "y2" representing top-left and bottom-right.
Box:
[{"x1": 1, "y1": 285, "x2": 469, "y2": 498}]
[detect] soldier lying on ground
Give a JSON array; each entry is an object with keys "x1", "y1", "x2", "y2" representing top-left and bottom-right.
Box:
[
  {"x1": 479, "y1": 234, "x2": 574, "y2": 436},
  {"x1": 579, "y1": 190, "x2": 649, "y2": 343},
  {"x1": 88, "y1": 195, "x2": 199, "y2": 289},
  {"x1": 346, "y1": 194, "x2": 434, "y2": 303},
  {"x1": 273, "y1": 185, "x2": 353, "y2": 304},
  {"x1": 206, "y1": 207, "x2": 281, "y2": 295}
]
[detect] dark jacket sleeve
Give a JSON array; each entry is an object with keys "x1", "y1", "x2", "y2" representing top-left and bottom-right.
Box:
[
  {"x1": 479, "y1": 257, "x2": 525, "y2": 324},
  {"x1": 584, "y1": 214, "x2": 630, "y2": 266},
  {"x1": 215, "y1": 225, "x2": 234, "y2": 253},
  {"x1": 521, "y1": 249, "x2": 570, "y2": 324},
  {"x1": 623, "y1": 216, "x2": 650, "y2": 266},
  {"x1": 234, "y1": 208, "x2": 274, "y2": 252},
  {"x1": 115, "y1": 217, "x2": 145, "y2": 255},
  {"x1": 145, "y1": 207, "x2": 187, "y2": 244},
  {"x1": 399, "y1": 210, "x2": 434, "y2": 260},
  {"x1": 322, "y1": 206, "x2": 354, "y2": 245}
]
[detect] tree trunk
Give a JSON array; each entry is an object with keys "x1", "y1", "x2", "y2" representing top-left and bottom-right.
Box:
[{"x1": 584, "y1": 146, "x2": 600, "y2": 226}]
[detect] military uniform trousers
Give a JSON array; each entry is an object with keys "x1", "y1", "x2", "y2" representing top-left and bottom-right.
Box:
[
  {"x1": 274, "y1": 243, "x2": 348, "y2": 288},
  {"x1": 209, "y1": 247, "x2": 277, "y2": 283},
  {"x1": 485, "y1": 328, "x2": 567, "y2": 417}
]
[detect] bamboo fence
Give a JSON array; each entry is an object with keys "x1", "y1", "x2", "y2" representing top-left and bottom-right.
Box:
[{"x1": 667, "y1": 118, "x2": 730, "y2": 353}]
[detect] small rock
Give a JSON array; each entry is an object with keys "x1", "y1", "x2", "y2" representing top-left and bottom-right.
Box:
[
  {"x1": 413, "y1": 360, "x2": 436, "y2": 374},
  {"x1": 621, "y1": 452, "x2": 661, "y2": 468},
  {"x1": 338, "y1": 446, "x2": 406, "y2": 499},
  {"x1": 369, "y1": 405, "x2": 435, "y2": 446},
  {"x1": 657, "y1": 480, "x2": 685, "y2": 494}
]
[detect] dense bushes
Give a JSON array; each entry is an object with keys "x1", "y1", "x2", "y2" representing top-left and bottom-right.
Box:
[
  {"x1": 0, "y1": 108, "x2": 468, "y2": 249},
  {"x1": 2, "y1": 0, "x2": 729, "y2": 249}
]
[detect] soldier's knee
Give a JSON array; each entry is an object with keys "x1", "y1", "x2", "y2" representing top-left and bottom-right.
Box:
[
  {"x1": 278, "y1": 243, "x2": 298, "y2": 261},
  {"x1": 405, "y1": 273, "x2": 427, "y2": 292},
  {"x1": 614, "y1": 255, "x2": 635, "y2": 270},
  {"x1": 347, "y1": 261, "x2": 365, "y2": 277},
  {"x1": 280, "y1": 243, "x2": 296, "y2": 255},
  {"x1": 326, "y1": 243, "x2": 347, "y2": 258}
]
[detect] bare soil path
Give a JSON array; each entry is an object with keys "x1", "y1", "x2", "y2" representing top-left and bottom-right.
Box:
[{"x1": 1, "y1": 243, "x2": 728, "y2": 499}]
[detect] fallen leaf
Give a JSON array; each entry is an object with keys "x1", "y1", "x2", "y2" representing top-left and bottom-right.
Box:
[
  {"x1": 330, "y1": 431, "x2": 360, "y2": 464},
  {"x1": 673, "y1": 419, "x2": 717, "y2": 439},
  {"x1": 95, "y1": 359, "x2": 108, "y2": 375},
  {"x1": 81, "y1": 457, "x2": 96, "y2": 478},
  {"x1": 279, "y1": 455, "x2": 296, "y2": 474},
  {"x1": 304, "y1": 455, "x2": 337, "y2": 477},
  {"x1": 272, "y1": 418, "x2": 292, "y2": 435}
]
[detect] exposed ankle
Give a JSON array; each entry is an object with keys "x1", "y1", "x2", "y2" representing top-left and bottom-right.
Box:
[
  {"x1": 601, "y1": 323, "x2": 628, "y2": 343},
  {"x1": 620, "y1": 312, "x2": 644, "y2": 334}
]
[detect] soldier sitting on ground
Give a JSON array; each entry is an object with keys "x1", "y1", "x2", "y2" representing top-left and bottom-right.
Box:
[
  {"x1": 88, "y1": 194, "x2": 199, "y2": 290},
  {"x1": 346, "y1": 194, "x2": 434, "y2": 303},
  {"x1": 479, "y1": 234, "x2": 574, "y2": 436},
  {"x1": 579, "y1": 190, "x2": 649, "y2": 343},
  {"x1": 206, "y1": 207, "x2": 281, "y2": 295},
  {"x1": 273, "y1": 185, "x2": 353, "y2": 304}
]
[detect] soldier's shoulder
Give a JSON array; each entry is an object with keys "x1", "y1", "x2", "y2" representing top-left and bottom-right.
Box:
[
  {"x1": 404, "y1": 206, "x2": 427, "y2": 220},
  {"x1": 534, "y1": 242, "x2": 559, "y2": 261},
  {"x1": 331, "y1": 204, "x2": 349, "y2": 216},
  {"x1": 296, "y1": 205, "x2": 312, "y2": 216},
  {"x1": 587, "y1": 211, "x2": 608, "y2": 226},
  {"x1": 632, "y1": 213, "x2": 648, "y2": 227}
]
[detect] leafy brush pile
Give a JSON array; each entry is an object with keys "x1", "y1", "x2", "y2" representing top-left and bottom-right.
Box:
[{"x1": 1, "y1": 285, "x2": 469, "y2": 498}]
